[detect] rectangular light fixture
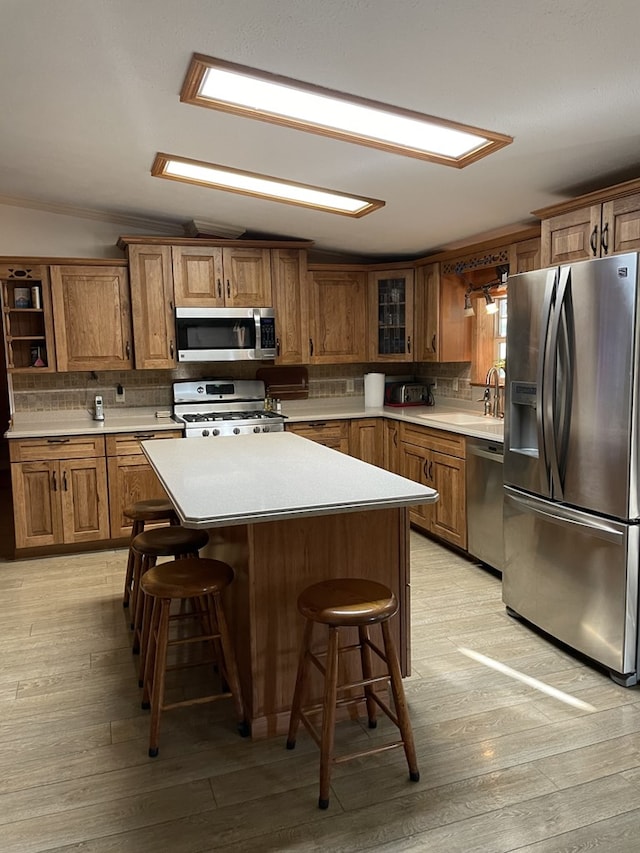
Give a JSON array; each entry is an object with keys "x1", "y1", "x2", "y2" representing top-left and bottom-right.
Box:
[
  {"x1": 180, "y1": 54, "x2": 513, "y2": 167},
  {"x1": 151, "y1": 153, "x2": 384, "y2": 217}
]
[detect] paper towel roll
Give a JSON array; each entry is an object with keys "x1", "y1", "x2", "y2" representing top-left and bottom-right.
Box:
[{"x1": 364, "y1": 373, "x2": 385, "y2": 408}]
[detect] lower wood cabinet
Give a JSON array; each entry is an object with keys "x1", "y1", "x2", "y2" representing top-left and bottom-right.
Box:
[
  {"x1": 383, "y1": 419, "x2": 401, "y2": 474},
  {"x1": 349, "y1": 418, "x2": 384, "y2": 467},
  {"x1": 106, "y1": 431, "x2": 182, "y2": 538},
  {"x1": 400, "y1": 423, "x2": 467, "y2": 549},
  {"x1": 9, "y1": 436, "x2": 109, "y2": 549},
  {"x1": 9, "y1": 429, "x2": 183, "y2": 551},
  {"x1": 286, "y1": 420, "x2": 350, "y2": 453}
]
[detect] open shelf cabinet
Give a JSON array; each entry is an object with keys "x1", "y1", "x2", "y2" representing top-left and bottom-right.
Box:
[{"x1": 1, "y1": 264, "x2": 56, "y2": 372}]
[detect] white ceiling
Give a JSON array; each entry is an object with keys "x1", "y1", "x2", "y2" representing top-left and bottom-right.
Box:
[{"x1": 3, "y1": 0, "x2": 640, "y2": 260}]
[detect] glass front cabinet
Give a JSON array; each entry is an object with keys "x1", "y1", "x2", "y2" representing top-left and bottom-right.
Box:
[{"x1": 367, "y1": 269, "x2": 415, "y2": 362}]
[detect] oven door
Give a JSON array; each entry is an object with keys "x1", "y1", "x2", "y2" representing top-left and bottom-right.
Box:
[{"x1": 175, "y1": 307, "x2": 275, "y2": 361}]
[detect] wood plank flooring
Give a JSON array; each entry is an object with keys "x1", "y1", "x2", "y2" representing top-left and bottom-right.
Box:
[{"x1": 2, "y1": 532, "x2": 640, "y2": 851}]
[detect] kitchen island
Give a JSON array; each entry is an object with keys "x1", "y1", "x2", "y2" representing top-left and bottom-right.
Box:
[{"x1": 142, "y1": 431, "x2": 438, "y2": 738}]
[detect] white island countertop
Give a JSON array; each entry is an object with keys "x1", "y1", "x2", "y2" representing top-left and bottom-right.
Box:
[{"x1": 142, "y1": 431, "x2": 438, "y2": 528}]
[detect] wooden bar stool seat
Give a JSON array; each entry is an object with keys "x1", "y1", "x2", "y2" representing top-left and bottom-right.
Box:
[
  {"x1": 140, "y1": 557, "x2": 249, "y2": 757},
  {"x1": 122, "y1": 498, "x2": 178, "y2": 608},
  {"x1": 286, "y1": 578, "x2": 419, "y2": 809},
  {"x1": 130, "y1": 526, "x2": 209, "y2": 656}
]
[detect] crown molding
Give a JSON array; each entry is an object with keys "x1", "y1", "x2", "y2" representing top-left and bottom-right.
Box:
[{"x1": 0, "y1": 193, "x2": 184, "y2": 236}]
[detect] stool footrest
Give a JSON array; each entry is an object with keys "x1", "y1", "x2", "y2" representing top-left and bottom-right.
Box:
[{"x1": 162, "y1": 692, "x2": 233, "y2": 712}]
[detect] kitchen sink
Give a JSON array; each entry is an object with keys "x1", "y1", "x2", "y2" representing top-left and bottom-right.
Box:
[{"x1": 417, "y1": 412, "x2": 500, "y2": 425}]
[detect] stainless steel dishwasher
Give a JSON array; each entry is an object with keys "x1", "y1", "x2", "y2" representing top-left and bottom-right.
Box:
[{"x1": 466, "y1": 438, "x2": 504, "y2": 572}]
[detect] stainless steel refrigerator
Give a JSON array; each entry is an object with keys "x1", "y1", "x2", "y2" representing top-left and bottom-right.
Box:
[{"x1": 503, "y1": 252, "x2": 640, "y2": 686}]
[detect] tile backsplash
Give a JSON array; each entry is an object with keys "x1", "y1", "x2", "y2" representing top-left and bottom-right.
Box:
[{"x1": 11, "y1": 361, "x2": 473, "y2": 412}]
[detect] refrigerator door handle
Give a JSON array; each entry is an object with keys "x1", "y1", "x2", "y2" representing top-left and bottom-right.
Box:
[
  {"x1": 546, "y1": 265, "x2": 572, "y2": 501},
  {"x1": 537, "y1": 268, "x2": 559, "y2": 493},
  {"x1": 505, "y1": 488, "x2": 624, "y2": 544}
]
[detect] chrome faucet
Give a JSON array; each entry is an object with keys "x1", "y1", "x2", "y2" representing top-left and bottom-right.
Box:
[
  {"x1": 479, "y1": 386, "x2": 492, "y2": 416},
  {"x1": 485, "y1": 366, "x2": 503, "y2": 418}
]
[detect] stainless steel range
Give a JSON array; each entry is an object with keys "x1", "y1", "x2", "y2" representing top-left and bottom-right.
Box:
[{"x1": 172, "y1": 379, "x2": 285, "y2": 438}]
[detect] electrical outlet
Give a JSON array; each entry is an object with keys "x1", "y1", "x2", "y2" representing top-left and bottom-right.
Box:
[
  {"x1": 115, "y1": 384, "x2": 125, "y2": 404},
  {"x1": 452, "y1": 378, "x2": 459, "y2": 392},
  {"x1": 346, "y1": 378, "x2": 355, "y2": 393}
]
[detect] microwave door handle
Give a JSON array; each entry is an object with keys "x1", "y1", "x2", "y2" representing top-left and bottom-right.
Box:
[
  {"x1": 253, "y1": 309, "x2": 261, "y2": 351},
  {"x1": 546, "y1": 265, "x2": 571, "y2": 501},
  {"x1": 537, "y1": 268, "x2": 558, "y2": 494}
]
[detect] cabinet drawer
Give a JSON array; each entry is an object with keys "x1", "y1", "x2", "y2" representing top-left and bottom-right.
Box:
[
  {"x1": 105, "y1": 430, "x2": 182, "y2": 457},
  {"x1": 287, "y1": 420, "x2": 349, "y2": 442},
  {"x1": 286, "y1": 419, "x2": 350, "y2": 453},
  {"x1": 9, "y1": 435, "x2": 106, "y2": 462},
  {"x1": 401, "y1": 423, "x2": 466, "y2": 459}
]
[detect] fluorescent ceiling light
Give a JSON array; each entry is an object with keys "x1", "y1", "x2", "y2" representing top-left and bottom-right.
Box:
[
  {"x1": 181, "y1": 54, "x2": 512, "y2": 167},
  {"x1": 151, "y1": 153, "x2": 384, "y2": 217}
]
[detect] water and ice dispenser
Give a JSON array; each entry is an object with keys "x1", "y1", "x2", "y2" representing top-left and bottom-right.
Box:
[{"x1": 508, "y1": 381, "x2": 538, "y2": 456}]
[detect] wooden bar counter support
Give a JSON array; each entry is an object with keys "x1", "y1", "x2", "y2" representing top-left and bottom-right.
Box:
[{"x1": 141, "y1": 432, "x2": 438, "y2": 739}]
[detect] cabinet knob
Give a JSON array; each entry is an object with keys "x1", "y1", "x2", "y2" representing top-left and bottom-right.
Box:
[
  {"x1": 431, "y1": 334, "x2": 437, "y2": 353},
  {"x1": 217, "y1": 279, "x2": 222, "y2": 298},
  {"x1": 590, "y1": 225, "x2": 599, "y2": 256},
  {"x1": 125, "y1": 341, "x2": 131, "y2": 359},
  {"x1": 309, "y1": 337, "x2": 314, "y2": 357},
  {"x1": 276, "y1": 337, "x2": 280, "y2": 356},
  {"x1": 169, "y1": 340, "x2": 175, "y2": 358},
  {"x1": 52, "y1": 470, "x2": 57, "y2": 492},
  {"x1": 407, "y1": 335, "x2": 411, "y2": 353},
  {"x1": 601, "y1": 222, "x2": 609, "y2": 255},
  {"x1": 226, "y1": 279, "x2": 231, "y2": 298}
]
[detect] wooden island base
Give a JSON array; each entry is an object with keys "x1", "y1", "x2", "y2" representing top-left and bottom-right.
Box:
[{"x1": 202, "y1": 506, "x2": 410, "y2": 739}]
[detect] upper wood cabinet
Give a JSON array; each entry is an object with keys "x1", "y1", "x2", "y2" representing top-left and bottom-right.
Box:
[
  {"x1": 367, "y1": 269, "x2": 415, "y2": 362},
  {"x1": 270, "y1": 249, "x2": 309, "y2": 363},
  {"x1": 509, "y1": 236, "x2": 541, "y2": 273},
  {"x1": 128, "y1": 245, "x2": 176, "y2": 369},
  {"x1": 414, "y1": 263, "x2": 470, "y2": 363},
  {"x1": 307, "y1": 269, "x2": 368, "y2": 363},
  {"x1": 0, "y1": 263, "x2": 56, "y2": 372},
  {"x1": 172, "y1": 246, "x2": 272, "y2": 307},
  {"x1": 534, "y1": 180, "x2": 640, "y2": 266},
  {"x1": 119, "y1": 237, "x2": 313, "y2": 368},
  {"x1": 50, "y1": 265, "x2": 132, "y2": 371}
]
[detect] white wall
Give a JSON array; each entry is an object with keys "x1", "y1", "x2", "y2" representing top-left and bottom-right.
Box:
[{"x1": 0, "y1": 202, "x2": 180, "y2": 259}]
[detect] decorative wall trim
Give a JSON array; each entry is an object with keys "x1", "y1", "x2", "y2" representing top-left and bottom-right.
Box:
[{"x1": 0, "y1": 194, "x2": 183, "y2": 236}]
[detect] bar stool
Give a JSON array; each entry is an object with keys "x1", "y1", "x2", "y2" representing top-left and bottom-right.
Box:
[
  {"x1": 122, "y1": 498, "x2": 178, "y2": 608},
  {"x1": 140, "y1": 557, "x2": 249, "y2": 757},
  {"x1": 130, "y1": 526, "x2": 210, "y2": 656},
  {"x1": 286, "y1": 578, "x2": 419, "y2": 809}
]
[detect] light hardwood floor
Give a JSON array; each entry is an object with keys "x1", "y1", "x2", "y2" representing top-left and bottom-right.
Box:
[{"x1": 2, "y1": 532, "x2": 640, "y2": 852}]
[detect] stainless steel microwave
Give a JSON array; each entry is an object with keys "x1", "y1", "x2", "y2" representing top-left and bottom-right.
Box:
[{"x1": 175, "y1": 307, "x2": 276, "y2": 362}]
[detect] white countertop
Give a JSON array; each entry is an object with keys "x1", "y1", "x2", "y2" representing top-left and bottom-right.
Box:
[
  {"x1": 5, "y1": 407, "x2": 183, "y2": 439},
  {"x1": 141, "y1": 431, "x2": 439, "y2": 528},
  {"x1": 5, "y1": 398, "x2": 504, "y2": 443},
  {"x1": 282, "y1": 397, "x2": 505, "y2": 442}
]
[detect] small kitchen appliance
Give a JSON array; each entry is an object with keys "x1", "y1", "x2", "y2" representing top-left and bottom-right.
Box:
[
  {"x1": 384, "y1": 382, "x2": 434, "y2": 407},
  {"x1": 172, "y1": 379, "x2": 286, "y2": 438}
]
